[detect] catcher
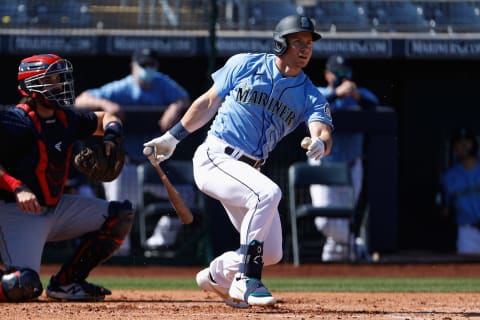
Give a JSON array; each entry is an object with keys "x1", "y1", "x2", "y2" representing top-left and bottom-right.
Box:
[{"x1": 0, "y1": 53, "x2": 133, "y2": 302}]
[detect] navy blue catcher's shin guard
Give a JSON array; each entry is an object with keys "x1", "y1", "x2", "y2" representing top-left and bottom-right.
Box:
[
  {"x1": 54, "y1": 200, "x2": 135, "y2": 284},
  {"x1": 0, "y1": 268, "x2": 43, "y2": 301},
  {"x1": 239, "y1": 240, "x2": 264, "y2": 279}
]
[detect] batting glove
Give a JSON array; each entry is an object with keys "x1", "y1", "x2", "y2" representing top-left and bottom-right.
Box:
[
  {"x1": 306, "y1": 137, "x2": 326, "y2": 161},
  {"x1": 143, "y1": 132, "x2": 179, "y2": 163}
]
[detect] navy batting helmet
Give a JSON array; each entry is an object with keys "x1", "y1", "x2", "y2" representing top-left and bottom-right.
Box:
[{"x1": 273, "y1": 15, "x2": 321, "y2": 56}]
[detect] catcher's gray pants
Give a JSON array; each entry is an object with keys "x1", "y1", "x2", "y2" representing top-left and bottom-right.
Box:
[{"x1": 0, "y1": 194, "x2": 109, "y2": 273}]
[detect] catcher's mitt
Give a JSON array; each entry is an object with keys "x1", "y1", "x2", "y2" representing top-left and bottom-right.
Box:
[{"x1": 74, "y1": 143, "x2": 125, "y2": 182}]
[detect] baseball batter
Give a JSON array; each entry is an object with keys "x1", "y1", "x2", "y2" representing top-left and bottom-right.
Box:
[
  {"x1": 144, "y1": 15, "x2": 333, "y2": 307},
  {"x1": 0, "y1": 54, "x2": 134, "y2": 302}
]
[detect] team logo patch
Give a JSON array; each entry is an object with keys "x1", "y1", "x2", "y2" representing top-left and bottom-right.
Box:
[
  {"x1": 55, "y1": 141, "x2": 62, "y2": 152},
  {"x1": 301, "y1": 17, "x2": 310, "y2": 29}
]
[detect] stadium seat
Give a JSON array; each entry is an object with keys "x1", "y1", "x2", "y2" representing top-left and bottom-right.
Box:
[
  {"x1": 247, "y1": 1, "x2": 301, "y2": 29},
  {"x1": 0, "y1": 1, "x2": 29, "y2": 26},
  {"x1": 287, "y1": 161, "x2": 357, "y2": 266},
  {"x1": 368, "y1": 1, "x2": 430, "y2": 32},
  {"x1": 425, "y1": 1, "x2": 480, "y2": 33},
  {"x1": 9, "y1": 0, "x2": 91, "y2": 27},
  {"x1": 314, "y1": 0, "x2": 370, "y2": 32}
]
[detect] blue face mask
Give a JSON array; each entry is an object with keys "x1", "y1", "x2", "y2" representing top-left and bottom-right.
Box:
[{"x1": 134, "y1": 63, "x2": 156, "y2": 84}]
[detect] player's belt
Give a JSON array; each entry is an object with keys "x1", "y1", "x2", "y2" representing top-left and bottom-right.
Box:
[{"x1": 224, "y1": 146, "x2": 265, "y2": 169}]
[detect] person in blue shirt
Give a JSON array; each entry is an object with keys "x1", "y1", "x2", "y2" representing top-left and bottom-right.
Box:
[
  {"x1": 75, "y1": 48, "x2": 190, "y2": 138},
  {"x1": 75, "y1": 48, "x2": 190, "y2": 254},
  {"x1": 309, "y1": 55, "x2": 379, "y2": 261},
  {"x1": 442, "y1": 128, "x2": 480, "y2": 255}
]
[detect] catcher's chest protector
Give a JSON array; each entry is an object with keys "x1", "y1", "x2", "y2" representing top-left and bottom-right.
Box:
[{"x1": 16, "y1": 104, "x2": 74, "y2": 205}]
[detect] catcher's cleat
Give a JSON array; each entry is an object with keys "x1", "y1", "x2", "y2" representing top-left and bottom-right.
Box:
[
  {"x1": 196, "y1": 268, "x2": 249, "y2": 308},
  {"x1": 45, "y1": 276, "x2": 111, "y2": 301},
  {"x1": 229, "y1": 273, "x2": 276, "y2": 306}
]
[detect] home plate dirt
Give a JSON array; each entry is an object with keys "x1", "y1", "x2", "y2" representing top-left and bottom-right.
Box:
[{"x1": 0, "y1": 263, "x2": 478, "y2": 320}]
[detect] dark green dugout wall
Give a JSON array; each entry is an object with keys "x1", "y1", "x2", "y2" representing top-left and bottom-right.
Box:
[{"x1": 0, "y1": 54, "x2": 478, "y2": 257}]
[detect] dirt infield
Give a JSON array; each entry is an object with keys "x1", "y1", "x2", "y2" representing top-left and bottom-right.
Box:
[{"x1": 1, "y1": 263, "x2": 479, "y2": 320}]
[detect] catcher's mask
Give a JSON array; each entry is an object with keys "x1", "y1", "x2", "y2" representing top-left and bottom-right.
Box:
[
  {"x1": 18, "y1": 54, "x2": 75, "y2": 108},
  {"x1": 273, "y1": 15, "x2": 321, "y2": 56}
]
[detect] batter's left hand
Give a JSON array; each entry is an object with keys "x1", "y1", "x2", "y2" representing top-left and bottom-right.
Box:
[
  {"x1": 306, "y1": 137, "x2": 326, "y2": 161},
  {"x1": 143, "y1": 132, "x2": 179, "y2": 163}
]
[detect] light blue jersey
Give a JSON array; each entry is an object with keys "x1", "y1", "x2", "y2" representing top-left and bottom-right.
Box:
[
  {"x1": 209, "y1": 53, "x2": 332, "y2": 160},
  {"x1": 443, "y1": 162, "x2": 480, "y2": 226},
  {"x1": 87, "y1": 73, "x2": 188, "y2": 106}
]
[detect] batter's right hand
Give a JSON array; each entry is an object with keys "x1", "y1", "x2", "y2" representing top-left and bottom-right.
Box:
[
  {"x1": 306, "y1": 137, "x2": 326, "y2": 161},
  {"x1": 143, "y1": 132, "x2": 180, "y2": 163}
]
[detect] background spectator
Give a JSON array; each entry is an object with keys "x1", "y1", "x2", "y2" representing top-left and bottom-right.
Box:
[
  {"x1": 309, "y1": 55, "x2": 379, "y2": 261},
  {"x1": 441, "y1": 128, "x2": 480, "y2": 256}
]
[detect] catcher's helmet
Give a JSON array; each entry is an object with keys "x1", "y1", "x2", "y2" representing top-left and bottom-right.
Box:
[
  {"x1": 18, "y1": 54, "x2": 75, "y2": 107},
  {"x1": 273, "y1": 15, "x2": 321, "y2": 56}
]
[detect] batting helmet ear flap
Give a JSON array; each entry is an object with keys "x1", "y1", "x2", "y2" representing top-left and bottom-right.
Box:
[{"x1": 273, "y1": 33, "x2": 287, "y2": 56}]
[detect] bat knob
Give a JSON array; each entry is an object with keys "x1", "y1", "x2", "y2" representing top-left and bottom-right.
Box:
[
  {"x1": 143, "y1": 146, "x2": 154, "y2": 156},
  {"x1": 301, "y1": 137, "x2": 312, "y2": 149}
]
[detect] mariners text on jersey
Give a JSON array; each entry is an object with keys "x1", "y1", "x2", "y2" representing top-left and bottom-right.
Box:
[{"x1": 236, "y1": 87, "x2": 296, "y2": 127}]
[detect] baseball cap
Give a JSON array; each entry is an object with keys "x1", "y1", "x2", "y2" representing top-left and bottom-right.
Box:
[
  {"x1": 325, "y1": 55, "x2": 351, "y2": 75},
  {"x1": 451, "y1": 127, "x2": 479, "y2": 156},
  {"x1": 132, "y1": 48, "x2": 158, "y2": 66},
  {"x1": 452, "y1": 127, "x2": 477, "y2": 142}
]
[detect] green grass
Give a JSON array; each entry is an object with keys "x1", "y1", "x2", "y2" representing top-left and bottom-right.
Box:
[
  {"x1": 41, "y1": 277, "x2": 480, "y2": 292},
  {"x1": 266, "y1": 278, "x2": 480, "y2": 292}
]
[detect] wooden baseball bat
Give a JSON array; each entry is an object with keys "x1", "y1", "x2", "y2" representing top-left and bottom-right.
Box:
[{"x1": 142, "y1": 146, "x2": 194, "y2": 225}]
